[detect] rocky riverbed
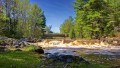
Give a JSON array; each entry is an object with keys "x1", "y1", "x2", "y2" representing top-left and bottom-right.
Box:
[
  {"x1": 35, "y1": 39, "x2": 120, "y2": 55},
  {"x1": 36, "y1": 39, "x2": 120, "y2": 66}
]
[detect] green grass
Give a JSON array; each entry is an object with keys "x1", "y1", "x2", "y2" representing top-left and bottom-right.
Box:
[{"x1": 0, "y1": 51, "x2": 42, "y2": 68}]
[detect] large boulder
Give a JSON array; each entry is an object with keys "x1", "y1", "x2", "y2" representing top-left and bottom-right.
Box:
[{"x1": 45, "y1": 53, "x2": 90, "y2": 64}]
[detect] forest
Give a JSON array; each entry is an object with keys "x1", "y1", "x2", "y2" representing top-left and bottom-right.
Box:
[
  {"x1": 60, "y1": 0, "x2": 120, "y2": 39},
  {"x1": 0, "y1": 0, "x2": 46, "y2": 39}
]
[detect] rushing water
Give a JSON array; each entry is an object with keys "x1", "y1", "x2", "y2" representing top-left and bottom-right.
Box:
[
  {"x1": 44, "y1": 47, "x2": 120, "y2": 66},
  {"x1": 44, "y1": 47, "x2": 120, "y2": 55}
]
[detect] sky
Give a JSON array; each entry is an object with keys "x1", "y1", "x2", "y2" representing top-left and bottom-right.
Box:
[{"x1": 30, "y1": 0, "x2": 75, "y2": 33}]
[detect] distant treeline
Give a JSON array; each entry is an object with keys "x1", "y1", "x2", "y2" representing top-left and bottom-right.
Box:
[
  {"x1": 0, "y1": 0, "x2": 46, "y2": 39},
  {"x1": 60, "y1": 0, "x2": 120, "y2": 39}
]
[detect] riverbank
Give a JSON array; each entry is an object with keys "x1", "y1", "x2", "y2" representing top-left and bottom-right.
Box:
[
  {"x1": 0, "y1": 47, "x2": 110, "y2": 68},
  {"x1": 0, "y1": 38, "x2": 120, "y2": 68}
]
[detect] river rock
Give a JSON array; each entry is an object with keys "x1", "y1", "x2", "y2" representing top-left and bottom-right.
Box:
[
  {"x1": 35, "y1": 48, "x2": 44, "y2": 54},
  {"x1": 12, "y1": 38, "x2": 29, "y2": 48}
]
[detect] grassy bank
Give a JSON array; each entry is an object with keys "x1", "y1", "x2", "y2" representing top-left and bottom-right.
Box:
[
  {"x1": 0, "y1": 51, "x2": 42, "y2": 68},
  {"x1": 0, "y1": 46, "x2": 110, "y2": 68}
]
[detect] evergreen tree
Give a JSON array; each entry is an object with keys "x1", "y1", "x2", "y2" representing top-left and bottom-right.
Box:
[
  {"x1": 74, "y1": 0, "x2": 116, "y2": 39},
  {"x1": 60, "y1": 16, "x2": 74, "y2": 35},
  {"x1": 29, "y1": 4, "x2": 46, "y2": 38}
]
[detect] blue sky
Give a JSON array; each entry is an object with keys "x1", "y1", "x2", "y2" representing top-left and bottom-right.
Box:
[{"x1": 30, "y1": 0, "x2": 75, "y2": 33}]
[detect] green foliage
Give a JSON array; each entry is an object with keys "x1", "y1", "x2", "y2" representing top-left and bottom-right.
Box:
[
  {"x1": 29, "y1": 4, "x2": 46, "y2": 38},
  {"x1": 60, "y1": 16, "x2": 75, "y2": 38},
  {"x1": 69, "y1": 28, "x2": 75, "y2": 39},
  {"x1": 0, "y1": 0, "x2": 46, "y2": 39},
  {"x1": 74, "y1": 0, "x2": 120, "y2": 39},
  {"x1": 15, "y1": 0, "x2": 31, "y2": 38},
  {"x1": 0, "y1": 12, "x2": 8, "y2": 36},
  {"x1": 107, "y1": 0, "x2": 120, "y2": 32}
]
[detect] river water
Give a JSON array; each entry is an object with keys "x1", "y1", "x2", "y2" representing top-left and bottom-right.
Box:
[
  {"x1": 44, "y1": 46, "x2": 120, "y2": 55},
  {"x1": 36, "y1": 40, "x2": 120, "y2": 66},
  {"x1": 43, "y1": 46, "x2": 120, "y2": 66}
]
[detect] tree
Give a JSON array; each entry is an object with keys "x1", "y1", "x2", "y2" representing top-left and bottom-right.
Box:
[
  {"x1": 69, "y1": 27, "x2": 75, "y2": 39},
  {"x1": 74, "y1": 0, "x2": 115, "y2": 39},
  {"x1": 0, "y1": 12, "x2": 7, "y2": 36},
  {"x1": 4, "y1": 0, "x2": 17, "y2": 37},
  {"x1": 0, "y1": 0, "x2": 46, "y2": 39},
  {"x1": 107, "y1": 0, "x2": 120, "y2": 32},
  {"x1": 29, "y1": 4, "x2": 46, "y2": 38},
  {"x1": 60, "y1": 16, "x2": 74, "y2": 35},
  {"x1": 16, "y1": 0, "x2": 31, "y2": 38},
  {"x1": 0, "y1": 0, "x2": 8, "y2": 36}
]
